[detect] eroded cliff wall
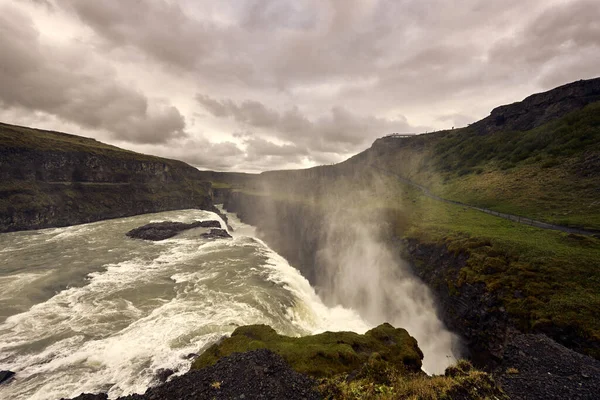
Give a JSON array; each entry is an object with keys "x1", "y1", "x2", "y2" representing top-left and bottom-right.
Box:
[{"x1": 0, "y1": 123, "x2": 212, "y2": 232}]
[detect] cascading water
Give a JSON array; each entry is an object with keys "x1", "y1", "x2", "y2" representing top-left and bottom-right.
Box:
[
  {"x1": 316, "y1": 208, "x2": 462, "y2": 374},
  {"x1": 0, "y1": 209, "x2": 368, "y2": 400}
]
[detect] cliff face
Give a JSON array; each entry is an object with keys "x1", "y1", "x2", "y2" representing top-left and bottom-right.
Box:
[
  {"x1": 471, "y1": 77, "x2": 600, "y2": 134},
  {"x1": 224, "y1": 191, "x2": 323, "y2": 284},
  {"x1": 0, "y1": 123, "x2": 213, "y2": 232},
  {"x1": 400, "y1": 239, "x2": 510, "y2": 366}
]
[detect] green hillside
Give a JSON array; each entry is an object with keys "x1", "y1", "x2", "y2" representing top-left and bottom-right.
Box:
[{"x1": 366, "y1": 102, "x2": 600, "y2": 230}]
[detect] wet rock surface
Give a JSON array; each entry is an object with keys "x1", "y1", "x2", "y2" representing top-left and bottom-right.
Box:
[
  {"x1": 126, "y1": 220, "x2": 222, "y2": 241},
  {"x1": 495, "y1": 334, "x2": 600, "y2": 400},
  {"x1": 104, "y1": 349, "x2": 321, "y2": 400},
  {"x1": 200, "y1": 228, "x2": 233, "y2": 239},
  {"x1": 0, "y1": 370, "x2": 15, "y2": 385},
  {"x1": 63, "y1": 394, "x2": 108, "y2": 400}
]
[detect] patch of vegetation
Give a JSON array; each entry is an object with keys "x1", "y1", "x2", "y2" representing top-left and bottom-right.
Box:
[
  {"x1": 396, "y1": 182, "x2": 600, "y2": 358},
  {"x1": 359, "y1": 102, "x2": 600, "y2": 230},
  {"x1": 435, "y1": 102, "x2": 600, "y2": 170},
  {"x1": 318, "y1": 359, "x2": 506, "y2": 400},
  {"x1": 192, "y1": 323, "x2": 505, "y2": 399},
  {"x1": 192, "y1": 323, "x2": 423, "y2": 378}
]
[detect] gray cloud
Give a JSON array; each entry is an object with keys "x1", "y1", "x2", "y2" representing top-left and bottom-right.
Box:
[
  {"x1": 3, "y1": 0, "x2": 599, "y2": 171},
  {"x1": 130, "y1": 137, "x2": 245, "y2": 171},
  {"x1": 489, "y1": 0, "x2": 600, "y2": 88},
  {"x1": 0, "y1": 3, "x2": 186, "y2": 144},
  {"x1": 197, "y1": 94, "x2": 420, "y2": 156}
]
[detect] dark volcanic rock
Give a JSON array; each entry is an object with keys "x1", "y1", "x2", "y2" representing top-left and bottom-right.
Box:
[
  {"x1": 495, "y1": 334, "x2": 600, "y2": 400},
  {"x1": 118, "y1": 349, "x2": 321, "y2": 400},
  {"x1": 126, "y1": 220, "x2": 221, "y2": 241},
  {"x1": 402, "y1": 238, "x2": 508, "y2": 367},
  {"x1": 0, "y1": 370, "x2": 15, "y2": 385},
  {"x1": 61, "y1": 394, "x2": 108, "y2": 400},
  {"x1": 200, "y1": 228, "x2": 233, "y2": 239},
  {"x1": 471, "y1": 77, "x2": 600, "y2": 135},
  {"x1": 154, "y1": 368, "x2": 175, "y2": 384}
]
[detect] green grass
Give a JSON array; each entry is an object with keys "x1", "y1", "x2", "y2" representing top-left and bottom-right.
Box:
[
  {"x1": 364, "y1": 102, "x2": 600, "y2": 230},
  {"x1": 387, "y1": 180, "x2": 600, "y2": 357},
  {"x1": 192, "y1": 323, "x2": 423, "y2": 378},
  {"x1": 0, "y1": 122, "x2": 190, "y2": 167}
]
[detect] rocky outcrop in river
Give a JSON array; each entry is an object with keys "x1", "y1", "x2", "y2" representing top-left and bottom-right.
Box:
[{"x1": 126, "y1": 220, "x2": 222, "y2": 241}]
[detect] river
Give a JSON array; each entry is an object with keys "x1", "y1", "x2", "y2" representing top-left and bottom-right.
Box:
[{"x1": 0, "y1": 208, "x2": 368, "y2": 399}]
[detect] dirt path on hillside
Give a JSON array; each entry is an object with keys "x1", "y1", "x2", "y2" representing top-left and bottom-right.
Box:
[{"x1": 371, "y1": 166, "x2": 600, "y2": 237}]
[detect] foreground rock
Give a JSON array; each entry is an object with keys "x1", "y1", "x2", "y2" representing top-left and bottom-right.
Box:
[
  {"x1": 200, "y1": 228, "x2": 232, "y2": 239},
  {"x1": 193, "y1": 323, "x2": 424, "y2": 376},
  {"x1": 495, "y1": 334, "x2": 600, "y2": 400},
  {"x1": 126, "y1": 220, "x2": 222, "y2": 241},
  {"x1": 67, "y1": 350, "x2": 320, "y2": 400}
]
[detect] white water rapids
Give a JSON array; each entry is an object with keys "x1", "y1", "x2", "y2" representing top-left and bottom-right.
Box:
[{"x1": 0, "y1": 209, "x2": 369, "y2": 400}]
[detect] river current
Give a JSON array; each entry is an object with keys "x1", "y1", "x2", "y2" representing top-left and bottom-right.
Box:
[{"x1": 0, "y1": 208, "x2": 369, "y2": 399}]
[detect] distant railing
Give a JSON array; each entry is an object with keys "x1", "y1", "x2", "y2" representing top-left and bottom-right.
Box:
[{"x1": 383, "y1": 133, "x2": 414, "y2": 138}]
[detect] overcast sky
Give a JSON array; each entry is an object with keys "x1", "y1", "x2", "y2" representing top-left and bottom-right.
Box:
[{"x1": 1, "y1": 0, "x2": 598, "y2": 172}]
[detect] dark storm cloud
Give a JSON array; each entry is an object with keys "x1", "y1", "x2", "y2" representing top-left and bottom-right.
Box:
[{"x1": 0, "y1": 4, "x2": 186, "y2": 144}]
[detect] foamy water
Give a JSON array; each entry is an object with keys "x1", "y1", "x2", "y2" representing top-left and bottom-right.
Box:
[{"x1": 0, "y1": 209, "x2": 368, "y2": 400}]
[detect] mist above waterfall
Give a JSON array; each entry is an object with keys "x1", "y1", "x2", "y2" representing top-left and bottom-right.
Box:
[
  {"x1": 253, "y1": 168, "x2": 463, "y2": 374},
  {"x1": 316, "y1": 205, "x2": 461, "y2": 373}
]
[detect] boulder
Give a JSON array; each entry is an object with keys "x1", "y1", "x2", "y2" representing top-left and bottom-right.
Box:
[
  {"x1": 154, "y1": 368, "x2": 175, "y2": 384},
  {"x1": 200, "y1": 228, "x2": 232, "y2": 240},
  {"x1": 495, "y1": 334, "x2": 600, "y2": 400},
  {"x1": 61, "y1": 394, "x2": 107, "y2": 400},
  {"x1": 126, "y1": 220, "x2": 222, "y2": 241},
  {"x1": 117, "y1": 349, "x2": 320, "y2": 400},
  {"x1": 0, "y1": 370, "x2": 14, "y2": 385}
]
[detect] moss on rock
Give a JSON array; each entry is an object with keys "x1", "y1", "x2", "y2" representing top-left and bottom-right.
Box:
[{"x1": 192, "y1": 323, "x2": 423, "y2": 378}]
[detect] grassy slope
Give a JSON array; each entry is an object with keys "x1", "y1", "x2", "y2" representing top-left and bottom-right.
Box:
[
  {"x1": 0, "y1": 122, "x2": 185, "y2": 165},
  {"x1": 396, "y1": 180, "x2": 600, "y2": 355},
  {"x1": 372, "y1": 102, "x2": 600, "y2": 230},
  {"x1": 192, "y1": 323, "x2": 423, "y2": 377}
]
